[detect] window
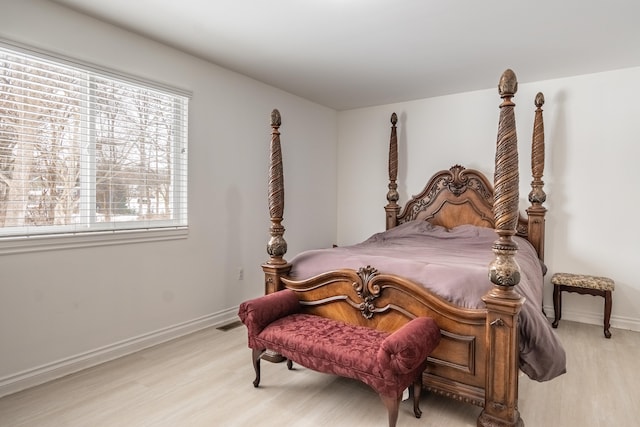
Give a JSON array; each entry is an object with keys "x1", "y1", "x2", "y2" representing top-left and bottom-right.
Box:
[{"x1": 0, "y1": 43, "x2": 189, "y2": 247}]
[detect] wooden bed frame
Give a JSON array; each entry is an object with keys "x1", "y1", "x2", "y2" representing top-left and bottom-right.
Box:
[{"x1": 261, "y1": 69, "x2": 547, "y2": 427}]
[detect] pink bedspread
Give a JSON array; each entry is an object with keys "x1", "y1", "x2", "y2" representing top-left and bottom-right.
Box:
[{"x1": 289, "y1": 220, "x2": 566, "y2": 382}]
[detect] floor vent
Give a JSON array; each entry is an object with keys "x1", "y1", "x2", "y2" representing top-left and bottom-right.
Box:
[{"x1": 216, "y1": 320, "x2": 243, "y2": 331}]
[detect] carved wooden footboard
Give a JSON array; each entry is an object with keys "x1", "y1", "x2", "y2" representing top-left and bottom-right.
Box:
[
  {"x1": 280, "y1": 268, "x2": 489, "y2": 406},
  {"x1": 261, "y1": 69, "x2": 547, "y2": 427}
]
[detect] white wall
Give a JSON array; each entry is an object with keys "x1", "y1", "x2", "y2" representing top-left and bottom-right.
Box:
[
  {"x1": 0, "y1": 0, "x2": 337, "y2": 395},
  {"x1": 3, "y1": 0, "x2": 638, "y2": 400},
  {"x1": 337, "y1": 67, "x2": 640, "y2": 332}
]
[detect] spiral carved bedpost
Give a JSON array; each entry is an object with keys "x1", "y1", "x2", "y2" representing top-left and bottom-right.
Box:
[
  {"x1": 385, "y1": 113, "x2": 400, "y2": 230},
  {"x1": 262, "y1": 109, "x2": 292, "y2": 295},
  {"x1": 479, "y1": 70, "x2": 525, "y2": 427},
  {"x1": 526, "y1": 93, "x2": 547, "y2": 262}
]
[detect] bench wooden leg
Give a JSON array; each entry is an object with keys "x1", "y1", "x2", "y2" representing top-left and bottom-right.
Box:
[
  {"x1": 412, "y1": 376, "x2": 423, "y2": 418},
  {"x1": 380, "y1": 394, "x2": 401, "y2": 427},
  {"x1": 604, "y1": 290, "x2": 612, "y2": 338},
  {"x1": 252, "y1": 348, "x2": 265, "y2": 387}
]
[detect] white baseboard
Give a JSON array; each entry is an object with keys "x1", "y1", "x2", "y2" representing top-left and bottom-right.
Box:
[
  {"x1": 543, "y1": 304, "x2": 640, "y2": 332},
  {"x1": 0, "y1": 307, "x2": 239, "y2": 399}
]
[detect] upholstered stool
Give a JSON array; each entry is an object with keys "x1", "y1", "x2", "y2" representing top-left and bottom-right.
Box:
[{"x1": 551, "y1": 273, "x2": 615, "y2": 338}]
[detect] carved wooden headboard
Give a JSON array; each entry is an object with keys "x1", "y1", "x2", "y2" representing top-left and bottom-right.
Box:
[
  {"x1": 384, "y1": 84, "x2": 547, "y2": 262},
  {"x1": 395, "y1": 164, "x2": 530, "y2": 239}
]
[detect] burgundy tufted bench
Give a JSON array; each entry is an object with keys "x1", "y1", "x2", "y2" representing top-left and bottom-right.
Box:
[{"x1": 238, "y1": 289, "x2": 441, "y2": 427}]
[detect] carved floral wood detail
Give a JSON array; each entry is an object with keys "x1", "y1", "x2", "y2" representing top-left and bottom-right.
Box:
[
  {"x1": 399, "y1": 165, "x2": 493, "y2": 224},
  {"x1": 352, "y1": 266, "x2": 381, "y2": 319}
]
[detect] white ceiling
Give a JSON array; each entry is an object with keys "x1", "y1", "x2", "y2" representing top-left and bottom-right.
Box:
[{"x1": 51, "y1": 0, "x2": 640, "y2": 110}]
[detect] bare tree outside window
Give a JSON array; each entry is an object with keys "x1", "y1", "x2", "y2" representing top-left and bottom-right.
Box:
[{"x1": 0, "y1": 46, "x2": 188, "y2": 238}]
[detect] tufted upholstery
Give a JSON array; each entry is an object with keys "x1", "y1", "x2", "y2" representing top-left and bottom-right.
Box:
[
  {"x1": 238, "y1": 289, "x2": 441, "y2": 425},
  {"x1": 551, "y1": 273, "x2": 615, "y2": 291},
  {"x1": 238, "y1": 289, "x2": 440, "y2": 398},
  {"x1": 237, "y1": 287, "x2": 301, "y2": 348}
]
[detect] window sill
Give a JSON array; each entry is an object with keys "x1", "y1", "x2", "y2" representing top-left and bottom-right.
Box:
[{"x1": 0, "y1": 227, "x2": 188, "y2": 255}]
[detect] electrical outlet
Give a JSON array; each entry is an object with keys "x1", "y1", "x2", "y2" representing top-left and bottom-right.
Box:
[{"x1": 238, "y1": 268, "x2": 244, "y2": 280}]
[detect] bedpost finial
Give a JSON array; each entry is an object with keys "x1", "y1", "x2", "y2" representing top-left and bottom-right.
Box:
[
  {"x1": 535, "y1": 92, "x2": 545, "y2": 108},
  {"x1": 391, "y1": 112, "x2": 397, "y2": 125},
  {"x1": 498, "y1": 69, "x2": 518, "y2": 97},
  {"x1": 271, "y1": 109, "x2": 281, "y2": 127}
]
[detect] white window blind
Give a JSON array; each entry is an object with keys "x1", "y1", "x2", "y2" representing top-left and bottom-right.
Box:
[{"x1": 0, "y1": 44, "x2": 189, "y2": 240}]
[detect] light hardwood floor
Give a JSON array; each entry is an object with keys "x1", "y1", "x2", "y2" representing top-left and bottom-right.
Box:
[{"x1": 0, "y1": 320, "x2": 638, "y2": 427}]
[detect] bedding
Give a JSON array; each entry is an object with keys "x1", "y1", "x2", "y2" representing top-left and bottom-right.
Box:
[{"x1": 289, "y1": 220, "x2": 566, "y2": 382}]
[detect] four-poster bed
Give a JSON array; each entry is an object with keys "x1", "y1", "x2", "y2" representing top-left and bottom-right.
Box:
[{"x1": 260, "y1": 69, "x2": 565, "y2": 427}]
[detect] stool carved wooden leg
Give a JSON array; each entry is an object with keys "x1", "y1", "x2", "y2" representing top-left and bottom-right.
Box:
[
  {"x1": 552, "y1": 283, "x2": 562, "y2": 328},
  {"x1": 604, "y1": 290, "x2": 612, "y2": 339}
]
